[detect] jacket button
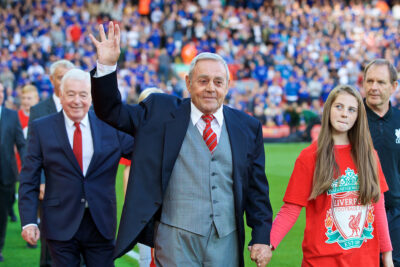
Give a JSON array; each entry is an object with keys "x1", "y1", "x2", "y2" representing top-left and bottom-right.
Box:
[
  {"x1": 81, "y1": 198, "x2": 85, "y2": 203},
  {"x1": 211, "y1": 172, "x2": 217, "y2": 176}
]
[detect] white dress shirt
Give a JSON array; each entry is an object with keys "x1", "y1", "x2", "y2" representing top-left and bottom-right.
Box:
[
  {"x1": 190, "y1": 102, "x2": 224, "y2": 142},
  {"x1": 63, "y1": 111, "x2": 94, "y2": 176},
  {"x1": 53, "y1": 94, "x2": 62, "y2": 112}
]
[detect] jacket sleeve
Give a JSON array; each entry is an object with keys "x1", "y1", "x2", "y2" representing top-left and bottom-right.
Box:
[
  {"x1": 18, "y1": 121, "x2": 43, "y2": 226},
  {"x1": 90, "y1": 69, "x2": 145, "y2": 136},
  {"x1": 246, "y1": 121, "x2": 273, "y2": 245}
]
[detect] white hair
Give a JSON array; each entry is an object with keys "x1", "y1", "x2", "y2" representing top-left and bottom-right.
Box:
[{"x1": 60, "y1": 69, "x2": 90, "y2": 93}]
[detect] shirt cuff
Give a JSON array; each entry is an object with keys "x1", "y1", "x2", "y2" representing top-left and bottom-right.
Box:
[
  {"x1": 95, "y1": 61, "x2": 117, "y2": 77},
  {"x1": 23, "y1": 223, "x2": 38, "y2": 230}
]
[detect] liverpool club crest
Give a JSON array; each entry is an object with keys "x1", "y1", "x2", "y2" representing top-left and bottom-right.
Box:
[{"x1": 324, "y1": 168, "x2": 374, "y2": 250}]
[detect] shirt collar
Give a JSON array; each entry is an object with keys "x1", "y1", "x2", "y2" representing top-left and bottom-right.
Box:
[
  {"x1": 0, "y1": 106, "x2": 2, "y2": 118},
  {"x1": 63, "y1": 111, "x2": 89, "y2": 128},
  {"x1": 190, "y1": 101, "x2": 224, "y2": 126},
  {"x1": 364, "y1": 98, "x2": 393, "y2": 121}
]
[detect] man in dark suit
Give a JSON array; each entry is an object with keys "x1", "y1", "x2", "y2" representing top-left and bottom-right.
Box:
[
  {"x1": 0, "y1": 82, "x2": 26, "y2": 262},
  {"x1": 19, "y1": 69, "x2": 133, "y2": 267},
  {"x1": 90, "y1": 22, "x2": 273, "y2": 266},
  {"x1": 28, "y1": 59, "x2": 74, "y2": 264}
]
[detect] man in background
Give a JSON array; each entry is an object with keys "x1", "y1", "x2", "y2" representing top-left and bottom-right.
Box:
[
  {"x1": 363, "y1": 59, "x2": 400, "y2": 266},
  {"x1": 0, "y1": 82, "x2": 25, "y2": 262}
]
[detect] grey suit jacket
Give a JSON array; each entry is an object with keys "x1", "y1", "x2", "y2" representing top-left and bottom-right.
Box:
[{"x1": 0, "y1": 107, "x2": 25, "y2": 185}]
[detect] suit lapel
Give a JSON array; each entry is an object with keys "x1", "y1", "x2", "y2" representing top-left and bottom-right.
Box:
[
  {"x1": 53, "y1": 112, "x2": 83, "y2": 175},
  {"x1": 85, "y1": 111, "x2": 100, "y2": 176},
  {"x1": 161, "y1": 99, "x2": 191, "y2": 193}
]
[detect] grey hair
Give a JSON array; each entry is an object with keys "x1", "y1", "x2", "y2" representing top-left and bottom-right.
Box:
[
  {"x1": 188, "y1": 52, "x2": 230, "y2": 83},
  {"x1": 49, "y1": 60, "x2": 75, "y2": 76},
  {"x1": 60, "y1": 69, "x2": 90, "y2": 93},
  {"x1": 364, "y1": 58, "x2": 398, "y2": 84}
]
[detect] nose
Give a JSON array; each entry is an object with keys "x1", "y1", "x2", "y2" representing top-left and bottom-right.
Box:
[{"x1": 205, "y1": 81, "x2": 215, "y2": 92}]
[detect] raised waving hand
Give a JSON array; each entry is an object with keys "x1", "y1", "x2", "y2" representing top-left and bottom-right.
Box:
[{"x1": 89, "y1": 21, "x2": 121, "y2": 66}]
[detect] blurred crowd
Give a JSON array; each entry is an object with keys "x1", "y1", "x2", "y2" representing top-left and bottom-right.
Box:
[{"x1": 0, "y1": 0, "x2": 400, "y2": 131}]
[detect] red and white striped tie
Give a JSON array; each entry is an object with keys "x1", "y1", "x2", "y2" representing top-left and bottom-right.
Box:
[{"x1": 202, "y1": 114, "x2": 217, "y2": 154}]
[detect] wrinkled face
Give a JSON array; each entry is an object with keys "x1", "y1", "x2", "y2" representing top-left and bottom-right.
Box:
[
  {"x1": 50, "y1": 66, "x2": 71, "y2": 97},
  {"x1": 185, "y1": 59, "x2": 229, "y2": 114},
  {"x1": 364, "y1": 65, "x2": 396, "y2": 110},
  {"x1": 0, "y1": 84, "x2": 3, "y2": 106},
  {"x1": 21, "y1": 91, "x2": 39, "y2": 113},
  {"x1": 330, "y1": 92, "x2": 359, "y2": 135},
  {"x1": 60, "y1": 79, "x2": 91, "y2": 122}
]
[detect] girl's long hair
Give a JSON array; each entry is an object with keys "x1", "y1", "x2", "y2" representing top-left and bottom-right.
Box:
[{"x1": 309, "y1": 85, "x2": 380, "y2": 205}]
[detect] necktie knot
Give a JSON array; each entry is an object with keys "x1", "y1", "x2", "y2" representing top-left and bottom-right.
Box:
[
  {"x1": 201, "y1": 114, "x2": 214, "y2": 125},
  {"x1": 74, "y1": 122, "x2": 81, "y2": 130}
]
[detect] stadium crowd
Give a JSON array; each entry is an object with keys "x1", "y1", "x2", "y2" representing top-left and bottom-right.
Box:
[{"x1": 0, "y1": 0, "x2": 400, "y2": 130}]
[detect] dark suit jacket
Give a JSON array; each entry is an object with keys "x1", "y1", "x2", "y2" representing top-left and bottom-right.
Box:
[
  {"x1": 29, "y1": 96, "x2": 57, "y2": 125},
  {"x1": 18, "y1": 110, "x2": 133, "y2": 241},
  {"x1": 91, "y1": 70, "x2": 273, "y2": 266},
  {"x1": 0, "y1": 107, "x2": 26, "y2": 185},
  {"x1": 28, "y1": 96, "x2": 58, "y2": 184}
]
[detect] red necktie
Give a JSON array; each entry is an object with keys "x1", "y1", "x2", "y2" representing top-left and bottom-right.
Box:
[
  {"x1": 73, "y1": 122, "x2": 83, "y2": 171},
  {"x1": 202, "y1": 115, "x2": 217, "y2": 154}
]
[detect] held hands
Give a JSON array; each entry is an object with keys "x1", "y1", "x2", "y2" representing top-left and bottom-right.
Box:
[
  {"x1": 21, "y1": 225, "x2": 40, "y2": 246},
  {"x1": 248, "y1": 244, "x2": 272, "y2": 267},
  {"x1": 89, "y1": 21, "x2": 121, "y2": 66}
]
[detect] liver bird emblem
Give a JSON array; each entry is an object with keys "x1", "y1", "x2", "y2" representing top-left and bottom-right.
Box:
[{"x1": 349, "y1": 212, "x2": 361, "y2": 237}]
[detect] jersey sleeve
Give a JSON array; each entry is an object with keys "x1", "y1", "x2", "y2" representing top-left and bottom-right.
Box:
[{"x1": 283, "y1": 147, "x2": 316, "y2": 207}]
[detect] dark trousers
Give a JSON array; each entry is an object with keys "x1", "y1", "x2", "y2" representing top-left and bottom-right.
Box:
[
  {"x1": 46, "y1": 209, "x2": 114, "y2": 267},
  {"x1": 0, "y1": 184, "x2": 13, "y2": 252},
  {"x1": 38, "y1": 201, "x2": 53, "y2": 267},
  {"x1": 8, "y1": 182, "x2": 15, "y2": 217},
  {"x1": 388, "y1": 207, "x2": 400, "y2": 267}
]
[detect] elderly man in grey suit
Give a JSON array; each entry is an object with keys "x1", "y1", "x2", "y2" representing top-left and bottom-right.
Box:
[
  {"x1": 90, "y1": 22, "x2": 273, "y2": 267},
  {"x1": 0, "y1": 83, "x2": 25, "y2": 262}
]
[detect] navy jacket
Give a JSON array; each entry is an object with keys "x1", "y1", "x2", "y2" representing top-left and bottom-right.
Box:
[
  {"x1": 18, "y1": 111, "x2": 133, "y2": 241},
  {"x1": 91, "y1": 70, "x2": 273, "y2": 266},
  {"x1": 0, "y1": 107, "x2": 25, "y2": 185}
]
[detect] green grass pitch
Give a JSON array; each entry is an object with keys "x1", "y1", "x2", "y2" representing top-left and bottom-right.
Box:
[{"x1": 5, "y1": 143, "x2": 308, "y2": 266}]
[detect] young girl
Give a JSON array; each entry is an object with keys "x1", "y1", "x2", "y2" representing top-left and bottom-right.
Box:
[{"x1": 270, "y1": 85, "x2": 393, "y2": 266}]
